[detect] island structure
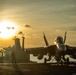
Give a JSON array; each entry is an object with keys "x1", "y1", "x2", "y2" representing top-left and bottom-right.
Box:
[{"x1": 0, "y1": 36, "x2": 30, "y2": 63}]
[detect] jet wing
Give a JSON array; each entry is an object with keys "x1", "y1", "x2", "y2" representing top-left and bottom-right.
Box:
[
  {"x1": 26, "y1": 47, "x2": 44, "y2": 56},
  {"x1": 65, "y1": 45, "x2": 76, "y2": 59},
  {"x1": 44, "y1": 45, "x2": 56, "y2": 55},
  {"x1": 26, "y1": 45, "x2": 56, "y2": 56}
]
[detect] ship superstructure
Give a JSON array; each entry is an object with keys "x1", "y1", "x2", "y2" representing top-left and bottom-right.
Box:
[{"x1": 1, "y1": 36, "x2": 30, "y2": 63}]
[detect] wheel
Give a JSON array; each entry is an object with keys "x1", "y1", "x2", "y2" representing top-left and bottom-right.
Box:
[{"x1": 44, "y1": 58, "x2": 47, "y2": 64}]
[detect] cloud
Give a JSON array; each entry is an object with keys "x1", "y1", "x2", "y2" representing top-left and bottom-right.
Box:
[
  {"x1": 6, "y1": 27, "x2": 15, "y2": 30},
  {"x1": 18, "y1": 31, "x2": 24, "y2": 35},
  {"x1": 25, "y1": 24, "x2": 32, "y2": 28}
]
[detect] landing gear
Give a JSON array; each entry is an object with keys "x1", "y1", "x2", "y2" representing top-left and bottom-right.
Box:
[
  {"x1": 66, "y1": 57, "x2": 69, "y2": 64},
  {"x1": 56, "y1": 59, "x2": 64, "y2": 65},
  {"x1": 44, "y1": 58, "x2": 47, "y2": 64},
  {"x1": 60, "y1": 57, "x2": 70, "y2": 65},
  {"x1": 44, "y1": 56, "x2": 51, "y2": 64}
]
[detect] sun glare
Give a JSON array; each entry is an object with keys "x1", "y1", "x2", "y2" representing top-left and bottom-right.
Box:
[{"x1": 0, "y1": 20, "x2": 18, "y2": 39}]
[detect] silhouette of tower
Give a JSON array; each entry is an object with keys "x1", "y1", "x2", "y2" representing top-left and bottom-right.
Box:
[
  {"x1": 14, "y1": 37, "x2": 21, "y2": 50},
  {"x1": 22, "y1": 36, "x2": 25, "y2": 50}
]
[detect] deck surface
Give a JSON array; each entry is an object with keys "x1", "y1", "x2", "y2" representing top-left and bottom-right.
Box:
[{"x1": 0, "y1": 63, "x2": 76, "y2": 75}]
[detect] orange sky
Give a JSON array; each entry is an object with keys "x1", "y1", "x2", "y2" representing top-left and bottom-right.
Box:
[{"x1": 0, "y1": 0, "x2": 76, "y2": 47}]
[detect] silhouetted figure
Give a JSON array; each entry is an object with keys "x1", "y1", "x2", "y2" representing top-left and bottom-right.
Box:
[
  {"x1": 11, "y1": 51, "x2": 16, "y2": 65},
  {"x1": 11, "y1": 51, "x2": 24, "y2": 75}
]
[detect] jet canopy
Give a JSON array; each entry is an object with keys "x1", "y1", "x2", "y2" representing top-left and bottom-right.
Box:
[{"x1": 55, "y1": 36, "x2": 64, "y2": 44}]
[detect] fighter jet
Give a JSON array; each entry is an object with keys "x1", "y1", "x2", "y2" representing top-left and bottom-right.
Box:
[{"x1": 26, "y1": 32, "x2": 76, "y2": 63}]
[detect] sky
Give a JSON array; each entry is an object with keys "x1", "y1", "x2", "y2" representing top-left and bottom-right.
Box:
[{"x1": 0, "y1": 0, "x2": 76, "y2": 47}]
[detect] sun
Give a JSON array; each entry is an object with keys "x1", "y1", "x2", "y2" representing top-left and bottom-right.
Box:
[{"x1": 0, "y1": 20, "x2": 18, "y2": 39}]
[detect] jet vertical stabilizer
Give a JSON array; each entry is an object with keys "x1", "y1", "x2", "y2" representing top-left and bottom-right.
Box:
[
  {"x1": 43, "y1": 32, "x2": 49, "y2": 46},
  {"x1": 64, "y1": 31, "x2": 67, "y2": 43}
]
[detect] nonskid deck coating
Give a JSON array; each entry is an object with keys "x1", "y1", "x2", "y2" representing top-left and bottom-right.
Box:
[{"x1": 0, "y1": 63, "x2": 76, "y2": 75}]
